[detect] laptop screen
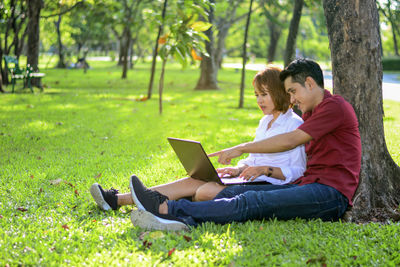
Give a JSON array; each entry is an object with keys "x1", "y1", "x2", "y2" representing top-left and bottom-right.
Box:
[{"x1": 167, "y1": 137, "x2": 221, "y2": 184}]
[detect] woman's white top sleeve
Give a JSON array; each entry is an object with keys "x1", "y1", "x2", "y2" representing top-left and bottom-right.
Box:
[{"x1": 237, "y1": 109, "x2": 306, "y2": 185}]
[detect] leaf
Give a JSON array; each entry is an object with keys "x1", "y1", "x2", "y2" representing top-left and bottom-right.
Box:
[
  {"x1": 190, "y1": 21, "x2": 212, "y2": 32},
  {"x1": 136, "y1": 96, "x2": 148, "y2": 102},
  {"x1": 143, "y1": 240, "x2": 152, "y2": 249},
  {"x1": 139, "y1": 231, "x2": 150, "y2": 240},
  {"x1": 17, "y1": 207, "x2": 28, "y2": 212},
  {"x1": 183, "y1": 235, "x2": 192, "y2": 242},
  {"x1": 0, "y1": 215, "x2": 3, "y2": 219},
  {"x1": 191, "y1": 49, "x2": 202, "y2": 61},
  {"x1": 50, "y1": 179, "x2": 63, "y2": 185},
  {"x1": 94, "y1": 173, "x2": 102, "y2": 178},
  {"x1": 167, "y1": 247, "x2": 176, "y2": 257},
  {"x1": 30, "y1": 175, "x2": 34, "y2": 179},
  {"x1": 74, "y1": 189, "x2": 79, "y2": 196},
  {"x1": 61, "y1": 224, "x2": 69, "y2": 230},
  {"x1": 149, "y1": 231, "x2": 165, "y2": 239}
]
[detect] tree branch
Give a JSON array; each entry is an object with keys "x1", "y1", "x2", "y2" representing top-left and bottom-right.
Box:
[{"x1": 41, "y1": 1, "x2": 84, "y2": 19}]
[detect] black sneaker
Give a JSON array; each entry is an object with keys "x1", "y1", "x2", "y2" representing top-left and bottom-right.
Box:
[
  {"x1": 90, "y1": 183, "x2": 119, "y2": 211},
  {"x1": 131, "y1": 209, "x2": 189, "y2": 231},
  {"x1": 129, "y1": 175, "x2": 169, "y2": 213}
]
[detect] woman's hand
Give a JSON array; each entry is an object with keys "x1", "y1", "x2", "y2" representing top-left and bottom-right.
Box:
[
  {"x1": 216, "y1": 167, "x2": 241, "y2": 178},
  {"x1": 239, "y1": 166, "x2": 268, "y2": 181}
]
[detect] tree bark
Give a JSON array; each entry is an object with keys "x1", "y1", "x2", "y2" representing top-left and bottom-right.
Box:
[
  {"x1": 267, "y1": 19, "x2": 282, "y2": 63},
  {"x1": 55, "y1": 14, "x2": 66, "y2": 68},
  {"x1": 148, "y1": 0, "x2": 168, "y2": 99},
  {"x1": 27, "y1": 0, "x2": 43, "y2": 88},
  {"x1": 121, "y1": 27, "x2": 131, "y2": 79},
  {"x1": 159, "y1": 58, "x2": 167, "y2": 114},
  {"x1": 194, "y1": 0, "x2": 219, "y2": 90},
  {"x1": 323, "y1": 0, "x2": 400, "y2": 222},
  {"x1": 238, "y1": 0, "x2": 254, "y2": 108},
  {"x1": 27, "y1": 0, "x2": 43, "y2": 72},
  {"x1": 283, "y1": 0, "x2": 304, "y2": 67}
]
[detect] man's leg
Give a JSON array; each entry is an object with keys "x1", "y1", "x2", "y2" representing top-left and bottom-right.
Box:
[{"x1": 167, "y1": 183, "x2": 348, "y2": 226}]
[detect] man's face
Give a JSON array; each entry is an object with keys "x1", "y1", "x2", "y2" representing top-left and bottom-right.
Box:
[{"x1": 284, "y1": 76, "x2": 313, "y2": 113}]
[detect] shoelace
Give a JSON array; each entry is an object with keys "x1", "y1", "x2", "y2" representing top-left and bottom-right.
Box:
[
  {"x1": 107, "y1": 187, "x2": 119, "y2": 195},
  {"x1": 145, "y1": 188, "x2": 168, "y2": 202}
]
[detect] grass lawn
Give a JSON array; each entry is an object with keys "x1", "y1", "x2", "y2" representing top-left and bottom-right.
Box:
[{"x1": 0, "y1": 60, "x2": 399, "y2": 266}]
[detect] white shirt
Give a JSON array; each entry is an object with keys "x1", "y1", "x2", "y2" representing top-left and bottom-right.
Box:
[{"x1": 238, "y1": 109, "x2": 306, "y2": 185}]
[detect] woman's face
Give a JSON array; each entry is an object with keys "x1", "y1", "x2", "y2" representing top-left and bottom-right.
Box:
[{"x1": 255, "y1": 87, "x2": 276, "y2": 115}]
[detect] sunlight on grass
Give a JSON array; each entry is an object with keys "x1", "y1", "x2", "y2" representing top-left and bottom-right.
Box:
[{"x1": 0, "y1": 61, "x2": 399, "y2": 265}]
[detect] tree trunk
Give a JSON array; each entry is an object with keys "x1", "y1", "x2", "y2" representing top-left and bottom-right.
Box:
[
  {"x1": 0, "y1": 72, "x2": 4, "y2": 93},
  {"x1": 195, "y1": 0, "x2": 219, "y2": 90},
  {"x1": 323, "y1": 0, "x2": 400, "y2": 222},
  {"x1": 121, "y1": 27, "x2": 131, "y2": 79},
  {"x1": 159, "y1": 58, "x2": 167, "y2": 115},
  {"x1": 148, "y1": 0, "x2": 168, "y2": 99},
  {"x1": 267, "y1": 19, "x2": 281, "y2": 63},
  {"x1": 55, "y1": 14, "x2": 66, "y2": 68},
  {"x1": 283, "y1": 0, "x2": 304, "y2": 67},
  {"x1": 389, "y1": 19, "x2": 399, "y2": 56},
  {"x1": 27, "y1": 0, "x2": 43, "y2": 87},
  {"x1": 238, "y1": 0, "x2": 254, "y2": 108}
]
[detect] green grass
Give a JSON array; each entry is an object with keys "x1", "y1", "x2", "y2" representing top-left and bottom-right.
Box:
[{"x1": 1, "y1": 61, "x2": 399, "y2": 266}]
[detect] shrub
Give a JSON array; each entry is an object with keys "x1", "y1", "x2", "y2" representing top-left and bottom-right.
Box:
[{"x1": 382, "y1": 56, "x2": 400, "y2": 71}]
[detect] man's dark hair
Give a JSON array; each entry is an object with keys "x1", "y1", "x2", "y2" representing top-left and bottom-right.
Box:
[{"x1": 279, "y1": 58, "x2": 324, "y2": 88}]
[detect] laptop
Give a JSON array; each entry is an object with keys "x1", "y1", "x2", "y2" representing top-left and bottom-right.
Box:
[{"x1": 167, "y1": 137, "x2": 260, "y2": 185}]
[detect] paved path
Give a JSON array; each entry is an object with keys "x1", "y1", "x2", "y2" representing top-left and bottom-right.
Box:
[{"x1": 223, "y1": 63, "x2": 400, "y2": 102}]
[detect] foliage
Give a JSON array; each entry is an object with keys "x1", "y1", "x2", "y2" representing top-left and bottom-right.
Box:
[
  {"x1": 382, "y1": 56, "x2": 400, "y2": 71},
  {"x1": 157, "y1": 0, "x2": 212, "y2": 66},
  {"x1": 0, "y1": 61, "x2": 399, "y2": 265}
]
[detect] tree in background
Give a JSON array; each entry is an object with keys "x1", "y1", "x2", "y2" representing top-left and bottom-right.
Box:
[
  {"x1": 238, "y1": 0, "x2": 254, "y2": 108},
  {"x1": 283, "y1": 0, "x2": 304, "y2": 67},
  {"x1": 378, "y1": 0, "x2": 400, "y2": 56},
  {"x1": 147, "y1": 0, "x2": 168, "y2": 100},
  {"x1": 157, "y1": 1, "x2": 211, "y2": 113},
  {"x1": 27, "y1": 0, "x2": 44, "y2": 81},
  {"x1": 194, "y1": 0, "x2": 219, "y2": 90},
  {"x1": 260, "y1": 0, "x2": 290, "y2": 63},
  {"x1": 323, "y1": 0, "x2": 400, "y2": 222},
  {"x1": 0, "y1": 0, "x2": 28, "y2": 85}
]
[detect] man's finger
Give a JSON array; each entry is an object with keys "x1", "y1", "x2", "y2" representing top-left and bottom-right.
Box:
[{"x1": 208, "y1": 151, "x2": 222, "y2": 157}]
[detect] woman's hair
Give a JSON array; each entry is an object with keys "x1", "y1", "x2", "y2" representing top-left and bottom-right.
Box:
[{"x1": 253, "y1": 66, "x2": 291, "y2": 113}]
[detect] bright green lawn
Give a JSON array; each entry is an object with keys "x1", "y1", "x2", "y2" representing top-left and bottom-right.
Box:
[{"x1": 0, "y1": 61, "x2": 399, "y2": 266}]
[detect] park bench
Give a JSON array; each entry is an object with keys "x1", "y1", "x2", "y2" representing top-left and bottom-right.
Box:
[{"x1": 3, "y1": 55, "x2": 45, "y2": 93}]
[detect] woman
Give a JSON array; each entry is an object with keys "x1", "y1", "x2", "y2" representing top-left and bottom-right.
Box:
[{"x1": 90, "y1": 66, "x2": 306, "y2": 211}]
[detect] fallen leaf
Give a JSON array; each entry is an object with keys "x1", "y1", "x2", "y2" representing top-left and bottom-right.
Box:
[
  {"x1": 39, "y1": 188, "x2": 44, "y2": 194},
  {"x1": 183, "y1": 235, "x2": 192, "y2": 242},
  {"x1": 30, "y1": 175, "x2": 34, "y2": 179},
  {"x1": 17, "y1": 207, "x2": 28, "y2": 212},
  {"x1": 50, "y1": 179, "x2": 63, "y2": 185},
  {"x1": 139, "y1": 231, "x2": 150, "y2": 240},
  {"x1": 283, "y1": 238, "x2": 287, "y2": 244},
  {"x1": 168, "y1": 248, "x2": 176, "y2": 257},
  {"x1": 64, "y1": 181, "x2": 75, "y2": 188},
  {"x1": 136, "y1": 96, "x2": 148, "y2": 102},
  {"x1": 0, "y1": 215, "x2": 3, "y2": 219},
  {"x1": 62, "y1": 224, "x2": 69, "y2": 230},
  {"x1": 352, "y1": 256, "x2": 357, "y2": 260},
  {"x1": 94, "y1": 173, "x2": 102, "y2": 178},
  {"x1": 100, "y1": 151, "x2": 105, "y2": 155},
  {"x1": 149, "y1": 231, "x2": 165, "y2": 239},
  {"x1": 37, "y1": 156, "x2": 42, "y2": 160},
  {"x1": 259, "y1": 226, "x2": 264, "y2": 231},
  {"x1": 143, "y1": 240, "x2": 152, "y2": 249},
  {"x1": 74, "y1": 189, "x2": 79, "y2": 196}
]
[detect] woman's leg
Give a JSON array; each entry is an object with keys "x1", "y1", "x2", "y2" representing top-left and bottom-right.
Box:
[
  {"x1": 193, "y1": 182, "x2": 226, "y2": 201},
  {"x1": 117, "y1": 177, "x2": 207, "y2": 206}
]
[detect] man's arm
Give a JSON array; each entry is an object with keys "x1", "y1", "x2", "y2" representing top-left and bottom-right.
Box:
[{"x1": 209, "y1": 129, "x2": 312, "y2": 165}]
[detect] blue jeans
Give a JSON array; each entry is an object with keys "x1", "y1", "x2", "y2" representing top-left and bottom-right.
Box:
[{"x1": 167, "y1": 183, "x2": 348, "y2": 226}]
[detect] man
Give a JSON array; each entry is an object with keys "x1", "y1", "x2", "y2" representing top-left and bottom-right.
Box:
[{"x1": 129, "y1": 59, "x2": 362, "y2": 231}]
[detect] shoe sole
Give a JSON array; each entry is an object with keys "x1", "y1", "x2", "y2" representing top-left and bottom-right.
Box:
[
  {"x1": 90, "y1": 183, "x2": 111, "y2": 211},
  {"x1": 129, "y1": 177, "x2": 145, "y2": 211},
  {"x1": 130, "y1": 209, "x2": 189, "y2": 231}
]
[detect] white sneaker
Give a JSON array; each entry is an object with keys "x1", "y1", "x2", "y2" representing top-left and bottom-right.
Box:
[{"x1": 130, "y1": 209, "x2": 189, "y2": 231}]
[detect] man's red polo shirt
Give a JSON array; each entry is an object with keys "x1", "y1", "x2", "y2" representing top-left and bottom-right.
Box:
[{"x1": 296, "y1": 90, "x2": 361, "y2": 205}]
